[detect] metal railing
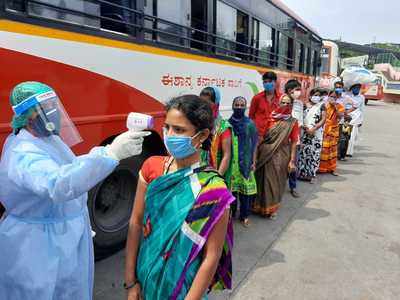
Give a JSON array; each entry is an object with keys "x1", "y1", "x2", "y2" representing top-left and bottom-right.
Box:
[{"x1": 4, "y1": 0, "x2": 309, "y2": 71}]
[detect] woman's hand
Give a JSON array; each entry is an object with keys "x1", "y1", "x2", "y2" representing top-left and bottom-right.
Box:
[
  {"x1": 127, "y1": 283, "x2": 142, "y2": 300},
  {"x1": 288, "y1": 160, "x2": 296, "y2": 172},
  {"x1": 306, "y1": 127, "x2": 316, "y2": 135}
]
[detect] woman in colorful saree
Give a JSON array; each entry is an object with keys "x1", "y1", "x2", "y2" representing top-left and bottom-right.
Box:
[
  {"x1": 318, "y1": 91, "x2": 345, "y2": 176},
  {"x1": 199, "y1": 87, "x2": 232, "y2": 187},
  {"x1": 228, "y1": 96, "x2": 258, "y2": 227},
  {"x1": 253, "y1": 95, "x2": 300, "y2": 219},
  {"x1": 298, "y1": 88, "x2": 327, "y2": 183},
  {"x1": 124, "y1": 95, "x2": 235, "y2": 300}
]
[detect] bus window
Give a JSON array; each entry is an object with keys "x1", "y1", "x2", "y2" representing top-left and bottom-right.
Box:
[
  {"x1": 27, "y1": 0, "x2": 101, "y2": 29},
  {"x1": 143, "y1": 0, "x2": 155, "y2": 41},
  {"x1": 100, "y1": 0, "x2": 136, "y2": 35},
  {"x1": 236, "y1": 11, "x2": 249, "y2": 60},
  {"x1": 216, "y1": 0, "x2": 237, "y2": 57},
  {"x1": 306, "y1": 47, "x2": 311, "y2": 74},
  {"x1": 190, "y1": 0, "x2": 208, "y2": 51},
  {"x1": 296, "y1": 41, "x2": 305, "y2": 73},
  {"x1": 157, "y1": 0, "x2": 190, "y2": 47},
  {"x1": 278, "y1": 32, "x2": 289, "y2": 69},
  {"x1": 313, "y1": 50, "x2": 319, "y2": 76},
  {"x1": 5, "y1": 0, "x2": 25, "y2": 12},
  {"x1": 253, "y1": 20, "x2": 274, "y2": 66},
  {"x1": 287, "y1": 37, "x2": 294, "y2": 70}
]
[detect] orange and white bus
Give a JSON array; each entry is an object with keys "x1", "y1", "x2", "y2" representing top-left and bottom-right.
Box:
[{"x1": 0, "y1": 0, "x2": 322, "y2": 256}]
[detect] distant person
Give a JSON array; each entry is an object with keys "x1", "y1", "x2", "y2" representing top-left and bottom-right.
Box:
[
  {"x1": 298, "y1": 88, "x2": 326, "y2": 183},
  {"x1": 319, "y1": 90, "x2": 345, "y2": 175},
  {"x1": 124, "y1": 95, "x2": 234, "y2": 300},
  {"x1": 346, "y1": 83, "x2": 365, "y2": 157},
  {"x1": 200, "y1": 87, "x2": 233, "y2": 186},
  {"x1": 334, "y1": 81, "x2": 353, "y2": 160},
  {"x1": 253, "y1": 95, "x2": 299, "y2": 220},
  {"x1": 229, "y1": 96, "x2": 258, "y2": 227},
  {"x1": 285, "y1": 79, "x2": 303, "y2": 198},
  {"x1": 249, "y1": 71, "x2": 281, "y2": 141}
]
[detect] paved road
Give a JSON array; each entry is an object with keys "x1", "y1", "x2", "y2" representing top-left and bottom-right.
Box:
[{"x1": 94, "y1": 101, "x2": 400, "y2": 300}]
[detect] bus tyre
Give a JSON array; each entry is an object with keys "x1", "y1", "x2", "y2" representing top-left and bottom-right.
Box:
[
  {"x1": 365, "y1": 99, "x2": 369, "y2": 105},
  {"x1": 88, "y1": 151, "x2": 146, "y2": 260}
]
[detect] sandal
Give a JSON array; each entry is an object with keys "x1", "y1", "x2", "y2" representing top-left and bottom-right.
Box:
[
  {"x1": 240, "y1": 219, "x2": 250, "y2": 228},
  {"x1": 269, "y1": 213, "x2": 277, "y2": 220}
]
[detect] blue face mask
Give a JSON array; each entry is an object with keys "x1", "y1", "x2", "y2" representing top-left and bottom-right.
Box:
[
  {"x1": 263, "y1": 82, "x2": 275, "y2": 92},
  {"x1": 335, "y1": 88, "x2": 343, "y2": 95},
  {"x1": 352, "y1": 87, "x2": 360, "y2": 96},
  {"x1": 163, "y1": 129, "x2": 200, "y2": 159}
]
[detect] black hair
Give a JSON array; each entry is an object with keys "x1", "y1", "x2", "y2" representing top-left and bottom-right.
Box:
[
  {"x1": 284, "y1": 79, "x2": 301, "y2": 93},
  {"x1": 310, "y1": 88, "x2": 320, "y2": 96},
  {"x1": 199, "y1": 87, "x2": 216, "y2": 103},
  {"x1": 165, "y1": 94, "x2": 213, "y2": 151},
  {"x1": 320, "y1": 90, "x2": 329, "y2": 96},
  {"x1": 334, "y1": 81, "x2": 344, "y2": 88},
  {"x1": 262, "y1": 71, "x2": 277, "y2": 82},
  {"x1": 232, "y1": 96, "x2": 247, "y2": 108}
]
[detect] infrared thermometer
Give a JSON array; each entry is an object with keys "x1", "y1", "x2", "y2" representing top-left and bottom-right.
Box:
[{"x1": 126, "y1": 112, "x2": 154, "y2": 131}]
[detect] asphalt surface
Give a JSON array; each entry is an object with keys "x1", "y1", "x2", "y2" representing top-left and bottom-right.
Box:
[{"x1": 94, "y1": 101, "x2": 400, "y2": 300}]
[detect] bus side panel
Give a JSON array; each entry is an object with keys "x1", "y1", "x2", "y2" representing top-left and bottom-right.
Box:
[{"x1": 0, "y1": 48, "x2": 165, "y2": 154}]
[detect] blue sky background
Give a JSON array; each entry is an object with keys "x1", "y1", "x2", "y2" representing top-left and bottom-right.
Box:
[{"x1": 282, "y1": 0, "x2": 400, "y2": 44}]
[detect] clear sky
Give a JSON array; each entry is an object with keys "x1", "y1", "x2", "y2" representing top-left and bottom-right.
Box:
[{"x1": 282, "y1": 0, "x2": 400, "y2": 44}]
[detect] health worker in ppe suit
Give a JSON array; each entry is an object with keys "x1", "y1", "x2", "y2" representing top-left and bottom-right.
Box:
[{"x1": 0, "y1": 81, "x2": 149, "y2": 300}]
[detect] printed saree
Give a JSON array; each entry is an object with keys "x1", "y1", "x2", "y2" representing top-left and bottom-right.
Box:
[
  {"x1": 252, "y1": 118, "x2": 296, "y2": 216},
  {"x1": 136, "y1": 164, "x2": 234, "y2": 300}
]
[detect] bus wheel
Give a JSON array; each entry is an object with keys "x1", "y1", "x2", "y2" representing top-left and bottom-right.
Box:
[
  {"x1": 365, "y1": 99, "x2": 369, "y2": 105},
  {"x1": 88, "y1": 152, "x2": 145, "y2": 260}
]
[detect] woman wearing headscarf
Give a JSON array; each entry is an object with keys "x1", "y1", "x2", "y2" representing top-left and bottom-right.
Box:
[
  {"x1": 319, "y1": 90, "x2": 345, "y2": 175},
  {"x1": 298, "y1": 88, "x2": 327, "y2": 183},
  {"x1": 200, "y1": 87, "x2": 233, "y2": 187},
  {"x1": 253, "y1": 95, "x2": 300, "y2": 219},
  {"x1": 228, "y1": 96, "x2": 258, "y2": 227}
]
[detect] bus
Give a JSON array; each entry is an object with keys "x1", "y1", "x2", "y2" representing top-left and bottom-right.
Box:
[
  {"x1": 317, "y1": 40, "x2": 340, "y2": 89},
  {"x1": 0, "y1": 0, "x2": 322, "y2": 256},
  {"x1": 364, "y1": 72, "x2": 384, "y2": 104}
]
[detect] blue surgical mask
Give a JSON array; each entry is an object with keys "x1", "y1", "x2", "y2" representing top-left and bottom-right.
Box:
[
  {"x1": 352, "y1": 87, "x2": 360, "y2": 96},
  {"x1": 335, "y1": 88, "x2": 343, "y2": 95},
  {"x1": 163, "y1": 129, "x2": 200, "y2": 159},
  {"x1": 263, "y1": 82, "x2": 275, "y2": 92}
]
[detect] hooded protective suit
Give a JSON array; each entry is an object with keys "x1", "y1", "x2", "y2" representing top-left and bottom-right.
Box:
[
  {"x1": 0, "y1": 81, "x2": 142, "y2": 299},
  {"x1": 0, "y1": 130, "x2": 118, "y2": 299}
]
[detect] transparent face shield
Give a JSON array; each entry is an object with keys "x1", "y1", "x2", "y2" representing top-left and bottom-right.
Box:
[{"x1": 12, "y1": 90, "x2": 82, "y2": 147}]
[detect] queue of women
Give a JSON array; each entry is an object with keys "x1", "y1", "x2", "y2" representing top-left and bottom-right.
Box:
[{"x1": 0, "y1": 75, "x2": 365, "y2": 300}]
